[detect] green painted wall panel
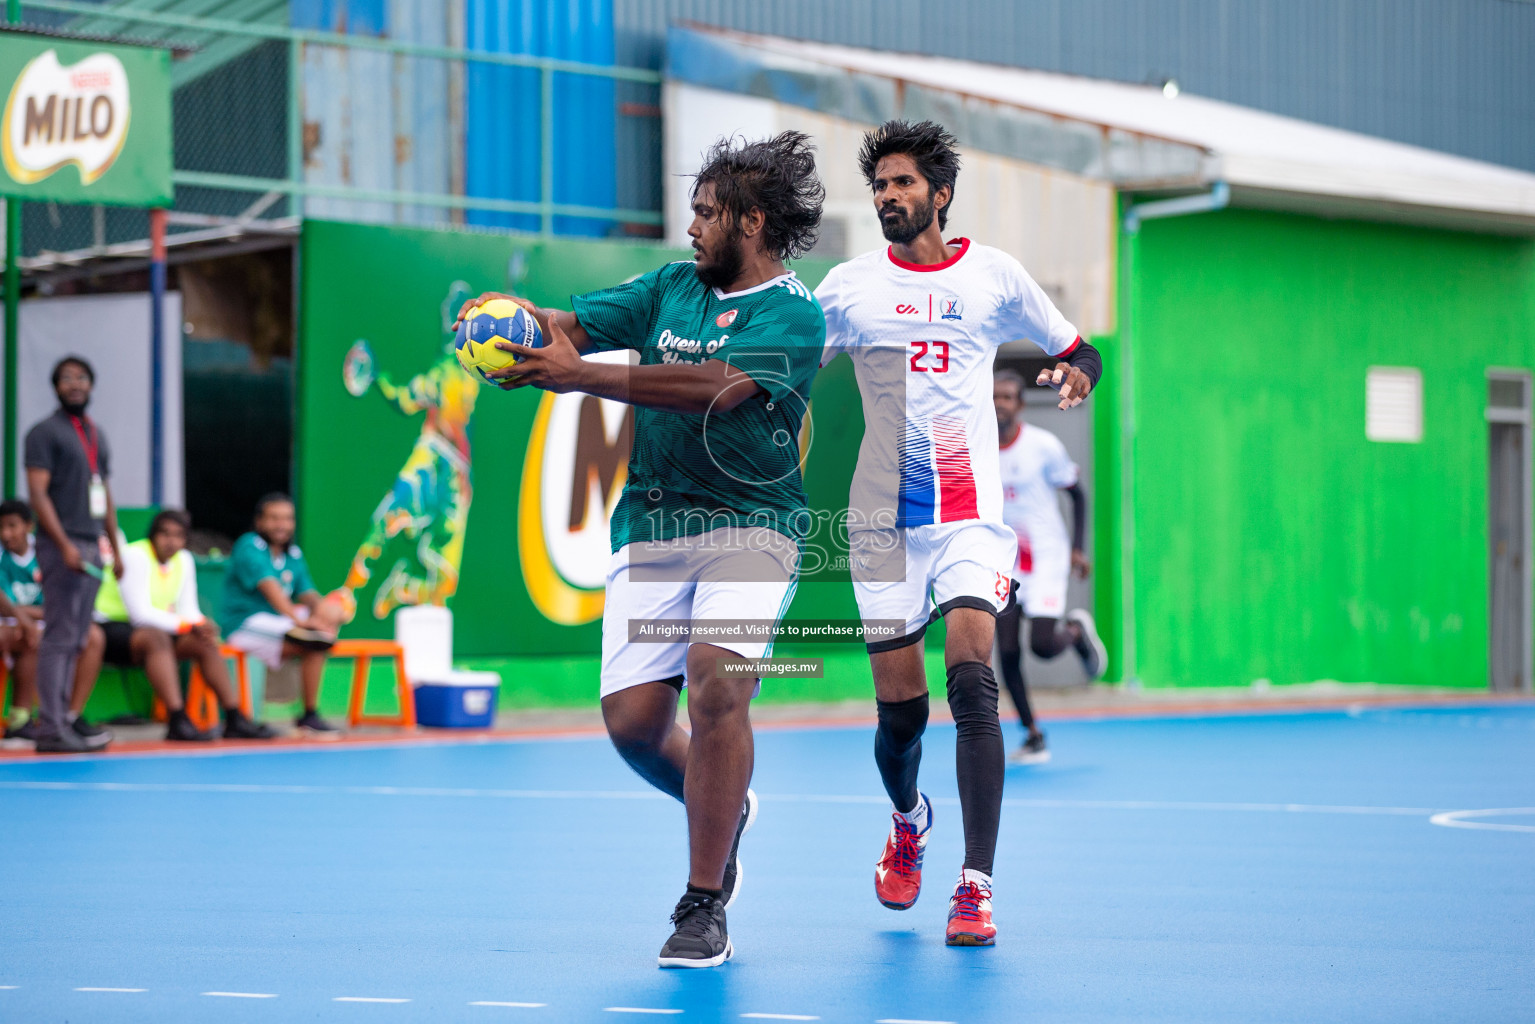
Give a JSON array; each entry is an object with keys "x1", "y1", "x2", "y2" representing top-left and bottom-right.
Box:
[{"x1": 1125, "y1": 208, "x2": 1535, "y2": 688}]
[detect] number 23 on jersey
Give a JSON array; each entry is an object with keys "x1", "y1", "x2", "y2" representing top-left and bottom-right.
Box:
[{"x1": 909, "y1": 340, "x2": 951, "y2": 373}]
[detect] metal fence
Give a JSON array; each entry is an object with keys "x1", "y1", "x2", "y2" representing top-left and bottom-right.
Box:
[{"x1": 12, "y1": 0, "x2": 664, "y2": 266}]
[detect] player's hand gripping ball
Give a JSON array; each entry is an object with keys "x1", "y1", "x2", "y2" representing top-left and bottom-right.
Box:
[{"x1": 454, "y1": 299, "x2": 543, "y2": 385}]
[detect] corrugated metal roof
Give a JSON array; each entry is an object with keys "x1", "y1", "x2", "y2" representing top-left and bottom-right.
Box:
[
  {"x1": 669, "y1": 25, "x2": 1535, "y2": 232},
  {"x1": 617, "y1": 0, "x2": 1535, "y2": 175}
]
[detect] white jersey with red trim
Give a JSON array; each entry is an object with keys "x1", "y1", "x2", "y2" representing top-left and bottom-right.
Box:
[
  {"x1": 999, "y1": 423, "x2": 1078, "y2": 581},
  {"x1": 816, "y1": 238, "x2": 1079, "y2": 529}
]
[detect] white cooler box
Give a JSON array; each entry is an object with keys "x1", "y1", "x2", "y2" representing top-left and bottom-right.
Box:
[{"x1": 395, "y1": 606, "x2": 502, "y2": 729}]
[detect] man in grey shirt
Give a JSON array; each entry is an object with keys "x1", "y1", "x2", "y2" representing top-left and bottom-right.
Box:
[{"x1": 24, "y1": 357, "x2": 124, "y2": 753}]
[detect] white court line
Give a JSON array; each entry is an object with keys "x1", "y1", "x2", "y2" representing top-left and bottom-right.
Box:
[
  {"x1": 742, "y1": 1014, "x2": 820, "y2": 1020},
  {"x1": 0, "y1": 781, "x2": 1440, "y2": 819},
  {"x1": 334, "y1": 996, "x2": 411, "y2": 1003},
  {"x1": 471, "y1": 1002, "x2": 547, "y2": 1008},
  {"x1": 75, "y1": 987, "x2": 146, "y2": 992},
  {"x1": 1428, "y1": 808, "x2": 1535, "y2": 833},
  {"x1": 0, "y1": 985, "x2": 17, "y2": 989},
  {"x1": 204, "y1": 992, "x2": 278, "y2": 998},
  {"x1": 604, "y1": 1009, "x2": 683, "y2": 1015}
]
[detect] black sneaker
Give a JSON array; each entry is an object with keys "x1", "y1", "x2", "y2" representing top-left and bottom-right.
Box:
[
  {"x1": 35, "y1": 728, "x2": 109, "y2": 754},
  {"x1": 284, "y1": 627, "x2": 336, "y2": 652},
  {"x1": 165, "y1": 710, "x2": 216, "y2": 743},
  {"x1": 222, "y1": 708, "x2": 278, "y2": 740},
  {"x1": 1067, "y1": 608, "x2": 1108, "y2": 680},
  {"x1": 657, "y1": 890, "x2": 732, "y2": 969},
  {"x1": 3, "y1": 717, "x2": 37, "y2": 744},
  {"x1": 721, "y1": 788, "x2": 758, "y2": 910},
  {"x1": 1007, "y1": 731, "x2": 1051, "y2": 765},
  {"x1": 295, "y1": 709, "x2": 341, "y2": 736},
  {"x1": 70, "y1": 715, "x2": 109, "y2": 739}
]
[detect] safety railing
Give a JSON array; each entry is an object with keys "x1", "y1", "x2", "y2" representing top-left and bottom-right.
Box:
[{"x1": 16, "y1": 0, "x2": 665, "y2": 241}]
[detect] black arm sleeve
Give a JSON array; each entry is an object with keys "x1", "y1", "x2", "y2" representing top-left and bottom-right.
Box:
[
  {"x1": 1064, "y1": 339, "x2": 1102, "y2": 389},
  {"x1": 1063, "y1": 482, "x2": 1087, "y2": 551}
]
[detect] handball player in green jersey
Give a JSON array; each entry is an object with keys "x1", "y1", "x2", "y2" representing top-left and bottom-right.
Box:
[{"x1": 457, "y1": 133, "x2": 826, "y2": 968}]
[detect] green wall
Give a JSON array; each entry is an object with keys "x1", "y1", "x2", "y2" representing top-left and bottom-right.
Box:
[{"x1": 1113, "y1": 207, "x2": 1535, "y2": 688}]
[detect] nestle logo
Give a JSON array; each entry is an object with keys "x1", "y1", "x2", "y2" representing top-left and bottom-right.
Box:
[{"x1": 895, "y1": 304, "x2": 919, "y2": 315}]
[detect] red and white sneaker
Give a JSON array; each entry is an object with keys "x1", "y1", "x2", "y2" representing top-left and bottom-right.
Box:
[
  {"x1": 945, "y1": 868, "x2": 997, "y2": 946},
  {"x1": 875, "y1": 793, "x2": 932, "y2": 910}
]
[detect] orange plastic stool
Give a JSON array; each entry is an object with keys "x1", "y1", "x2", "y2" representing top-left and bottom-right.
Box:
[
  {"x1": 332, "y1": 639, "x2": 416, "y2": 729},
  {"x1": 154, "y1": 644, "x2": 253, "y2": 731}
]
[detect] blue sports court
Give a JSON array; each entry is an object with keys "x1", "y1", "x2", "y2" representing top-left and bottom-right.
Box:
[{"x1": 2, "y1": 701, "x2": 1531, "y2": 1024}]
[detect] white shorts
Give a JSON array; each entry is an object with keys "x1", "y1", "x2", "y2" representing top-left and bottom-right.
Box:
[
  {"x1": 850, "y1": 521, "x2": 1016, "y2": 652},
  {"x1": 1012, "y1": 542, "x2": 1070, "y2": 618},
  {"x1": 227, "y1": 610, "x2": 306, "y2": 670},
  {"x1": 599, "y1": 528, "x2": 799, "y2": 698}
]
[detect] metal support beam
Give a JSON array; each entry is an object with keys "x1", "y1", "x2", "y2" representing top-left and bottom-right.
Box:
[
  {"x1": 169, "y1": 170, "x2": 662, "y2": 226},
  {"x1": 148, "y1": 208, "x2": 166, "y2": 507},
  {"x1": 4, "y1": 0, "x2": 20, "y2": 500}
]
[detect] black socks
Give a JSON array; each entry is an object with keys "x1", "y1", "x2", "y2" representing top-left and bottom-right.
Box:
[
  {"x1": 875, "y1": 664, "x2": 1005, "y2": 874},
  {"x1": 996, "y1": 602, "x2": 1034, "y2": 729},
  {"x1": 946, "y1": 660, "x2": 1004, "y2": 875},
  {"x1": 874, "y1": 693, "x2": 929, "y2": 813}
]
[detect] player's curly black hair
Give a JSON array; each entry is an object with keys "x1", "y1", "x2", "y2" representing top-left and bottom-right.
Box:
[
  {"x1": 858, "y1": 120, "x2": 962, "y2": 230},
  {"x1": 691, "y1": 131, "x2": 824, "y2": 261}
]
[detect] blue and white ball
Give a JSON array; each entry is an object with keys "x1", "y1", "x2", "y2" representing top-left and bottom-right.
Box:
[{"x1": 454, "y1": 299, "x2": 544, "y2": 384}]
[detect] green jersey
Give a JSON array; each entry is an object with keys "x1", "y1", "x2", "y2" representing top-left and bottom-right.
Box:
[
  {"x1": 219, "y1": 531, "x2": 317, "y2": 635},
  {"x1": 0, "y1": 543, "x2": 41, "y2": 607},
  {"x1": 571, "y1": 261, "x2": 826, "y2": 551}
]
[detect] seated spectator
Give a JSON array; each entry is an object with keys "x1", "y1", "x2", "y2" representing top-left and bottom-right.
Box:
[
  {"x1": 221, "y1": 494, "x2": 349, "y2": 735},
  {"x1": 92, "y1": 510, "x2": 276, "y2": 742},
  {"x1": 0, "y1": 500, "x2": 103, "y2": 745},
  {"x1": 0, "y1": 499, "x2": 42, "y2": 741}
]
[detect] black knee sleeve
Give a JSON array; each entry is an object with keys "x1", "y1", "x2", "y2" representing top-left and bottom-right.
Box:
[
  {"x1": 946, "y1": 661, "x2": 1001, "y2": 737},
  {"x1": 874, "y1": 693, "x2": 929, "y2": 812},
  {"x1": 945, "y1": 661, "x2": 1004, "y2": 876}
]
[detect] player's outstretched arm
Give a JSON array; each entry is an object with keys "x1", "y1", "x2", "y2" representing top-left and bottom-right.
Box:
[
  {"x1": 489, "y1": 315, "x2": 762, "y2": 415},
  {"x1": 453, "y1": 292, "x2": 594, "y2": 354},
  {"x1": 1063, "y1": 482, "x2": 1090, "y2": 579}
]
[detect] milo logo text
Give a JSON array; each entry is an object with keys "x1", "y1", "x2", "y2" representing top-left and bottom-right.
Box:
[{"x1": 3, "y1": 50, "x2": 131, "y2": 186}]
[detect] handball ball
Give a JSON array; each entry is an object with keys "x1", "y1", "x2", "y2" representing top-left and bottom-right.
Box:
[{"x1": 454, "y1": 299, "x2": 543, "y2": 384}]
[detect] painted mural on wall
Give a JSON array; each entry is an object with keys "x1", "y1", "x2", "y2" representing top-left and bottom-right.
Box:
[{"x1": 336, "y1": 281, "x2": 481, "y2": 621}]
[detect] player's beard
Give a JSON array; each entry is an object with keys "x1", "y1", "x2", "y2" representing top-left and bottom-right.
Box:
[
  {"x1": 693, "y1": 227, "x2": 746, "y2": 291},
  {"x1": 880, "y1": 195, "x2": 936, "y2": 245}
]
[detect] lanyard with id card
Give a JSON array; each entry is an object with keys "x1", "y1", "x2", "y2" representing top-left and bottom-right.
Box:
[{"x1": 70, "y1": 416, "x2": 108, "y2": 519}]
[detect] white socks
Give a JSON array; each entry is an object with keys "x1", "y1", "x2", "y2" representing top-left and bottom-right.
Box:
[
  {"x1": 897, "y1": 793, "x2": 931, "y2": 834},
  {"x1": 959, "y1": 867, "x2": 993, "y2": 892}
]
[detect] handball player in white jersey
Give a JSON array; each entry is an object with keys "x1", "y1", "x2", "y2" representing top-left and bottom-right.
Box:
[
  {"x1": 992, "y1": 369, "x2": 1108, "y2": 767},
  {"x1": 816, "y1": 121, "x2": 1102, "y2": 946}
]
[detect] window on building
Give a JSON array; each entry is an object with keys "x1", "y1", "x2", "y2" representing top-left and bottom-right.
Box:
[{"x1": 1366, "y1": 367, "x2": 1423, "y2": 443}]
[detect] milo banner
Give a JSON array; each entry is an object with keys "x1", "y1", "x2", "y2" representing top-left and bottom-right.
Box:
[
  {"x1": 298, "y1": 220, "x2": 862, "y2": 658},
  {"x1": 0, "y1": 31, "x2": 171, "y2": 206}
]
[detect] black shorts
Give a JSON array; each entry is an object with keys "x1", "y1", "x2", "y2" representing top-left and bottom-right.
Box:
[{"x1": 101, "y1": 620, "x2": 137, "y2": 668}]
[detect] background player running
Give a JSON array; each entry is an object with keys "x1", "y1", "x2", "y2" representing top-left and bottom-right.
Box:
[
  {"x1": 457, "y1": 133, "x2": 825, "y2": 970},
  {"x1": 992, "y1": 369, "x2": 1107, "y2": 766},
  {"x1": 816, "y1": 121, "x2": 1102, "y2": 947}
]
